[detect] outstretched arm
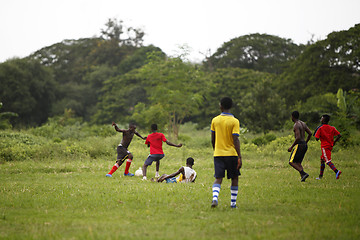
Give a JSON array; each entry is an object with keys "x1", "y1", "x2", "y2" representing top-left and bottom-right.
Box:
[
  {"x1": 135, "y1": 130, "x2": 146, "y2": 140},
  {"x1": 112, "y1": 122, "x2": 124, "y2": 132},
  {"x1": 157, "y1": 167, "x2": 184, "y2": 182},
  {"x1": 166, "y1": 140, "x2": 182, "y2": 148}
]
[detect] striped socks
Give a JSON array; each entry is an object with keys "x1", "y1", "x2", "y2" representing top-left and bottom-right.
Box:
[
  {"x1": 212, "y1": 184, "x2": 239, "y2": 208},
  {"x1": 212, "y1": 184, "x2": 221, "y2": 203},
  {"x1": 327, "y1": 161, "x2": 338, "y2": 173},
  {"x1": 319, "y1": 162, "x2": 325, "y2": 177},
  {"x1": 231, "y1": 186, "x2": 238, "y2": 208}
]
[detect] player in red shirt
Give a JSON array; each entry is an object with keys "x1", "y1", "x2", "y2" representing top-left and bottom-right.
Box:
[
  {"x1": 142, "y1": 124, "x2": 182, "y2": 180},
  {"x1": 314, "y1": 114, "x2": 342, "y2": 179}
]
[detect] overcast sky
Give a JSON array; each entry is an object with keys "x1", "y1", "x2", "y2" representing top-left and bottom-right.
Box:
[{"x1": 1, "y1": 0, "x2": 359, "y2": 63}]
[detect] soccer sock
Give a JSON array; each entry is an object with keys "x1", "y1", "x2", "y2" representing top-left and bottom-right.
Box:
[
  {"x1": 326, "y1": 161, "x2": 338, "y2": 173},
  {"x1": 230, "y1": 186, "x2": 238, "y2": 207},
  {"x1": 124, "y1": 159, "x2": 132, "y2": 174},
  {"x1": 108, "y1": 164, "x2": 119, "y2": 175},
  {"x1": 300, "y1": 170, "x2": 306, "y2": 176},
  {"x1": 212, "y1": 184, "x2": 221, "y2": 202},
  {"x1": 320, "y1": 162, "x2": 325, "y2": 177}
]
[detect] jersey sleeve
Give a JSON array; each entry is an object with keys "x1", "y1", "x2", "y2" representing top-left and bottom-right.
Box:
[
  {"x1": 314, "y1": 127, "x2": 321, "y2": 139},
  {"x1": 211, "y1": 119, "x2": 215, "y2": 132},
  {"x1": 232, "y1": 119, "x2": 240, "y2": 136},
  {"x1": 161, "y1": 133, "x2": 167, "y2": 142},
  {"x1": 145, "y1": 135, "x2": 150, "y2": 145},
  {"x1": 333, "y1": 127, "x2": 340, "y2": 136}
]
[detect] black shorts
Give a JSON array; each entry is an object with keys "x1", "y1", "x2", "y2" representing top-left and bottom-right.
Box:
[
  {"x1": 214, "y1": 156, "x2": 240, "y2": 179},
  {"x1": 117, "y1": 145, "x2": 130, "y2": 163},
  {"x1": 289, "y1": 141, "x2": 308, "y2": 164}
]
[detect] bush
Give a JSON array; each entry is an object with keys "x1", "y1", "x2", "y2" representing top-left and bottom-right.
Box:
[{"x1": 252, "y1": 133, "x2": 277, "y2": 146}]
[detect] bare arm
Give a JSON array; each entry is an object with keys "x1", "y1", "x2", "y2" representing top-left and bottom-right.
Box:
[
  {"x1": 333, "y1": 134, "x2": 342, "y2": 146},
  {"x1": 211, "y1": 131, "x2": 215, "y2": 150},
  {"x1": 135, "y1": 130, "x2": 146, "y2": 140},
  {"x1": 157, "y1": 167, "x2": 184, "y2": 182},
  {"x1": 288, "y1": 125, "x2": 301, "y2": 152},
  {"x1": 112, "y1": 122, "x2": 125, "y2": 132},
  {"x1": 233, "y1": 135, "x2": 242, "y2": 169},
  {"x1": 165, "y1": 140, "x2": 182, "y2": 148},
  {"x1": 305, "y1": 125, "x2": 312, "y2": 143}
]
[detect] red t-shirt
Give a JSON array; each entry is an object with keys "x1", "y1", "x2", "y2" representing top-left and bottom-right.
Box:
[
  {"x1": 314, "y1": 124, "x2": 340, "y2": 148},
  {"x1": 145, "y1": 132, "x2": 167, "y2": 154}
]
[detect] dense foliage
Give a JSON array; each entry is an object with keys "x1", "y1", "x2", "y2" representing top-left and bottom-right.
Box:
[{"x1": 0, "y1": 19, "x2": 359, "y2": 136}]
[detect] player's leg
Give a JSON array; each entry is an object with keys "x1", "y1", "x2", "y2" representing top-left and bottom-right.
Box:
[
  {"x1": 230, "y1": 177, "x2": 239, "y2": 208},
  {"x1": 106, "y1": 146, "x2": 127, "y2": 177},
  {"x1": 124, "y1": 153, "x2": 134, "y2": 176},
  {"x1": 289, "y1": 144, "x2": 309, "y2": 181},
  {"x1": 212, "y1": 157, "x2": 225, "y2": 208},
  {"x1": 155, "y1": 160, "x2": 160, "y2": 178},
  {"x1": 323, "y1": 148, "x2": 341, "y2": 179},
  {"x1": 228, "y1": 156, "x2": 240, "y2": 208},
  {"x1": 142, "y1": 155, "x2": 154, "y2": 180},
  {"x1": 317, "y1": 159, "x2": 326, "y2": 180}
]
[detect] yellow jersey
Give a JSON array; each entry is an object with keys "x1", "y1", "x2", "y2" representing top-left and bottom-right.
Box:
[{"x1": 211, "y1": 113, "x2": 240, "y2": 157}]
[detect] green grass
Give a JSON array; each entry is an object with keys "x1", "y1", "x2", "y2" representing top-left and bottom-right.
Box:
[{"x1": 1, "y1": 126, "x2": 360, "y2": 239}]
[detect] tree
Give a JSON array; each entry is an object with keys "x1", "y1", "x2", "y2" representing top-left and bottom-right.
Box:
[
  {"x1": 276, "y1": 24, "x2": 360, "y2": 107},
  {"x1": 132, "y1": 52, "x2": 208, "y2": 138},
  {"x1": 204, "y1": 33, "x2": 305, "y2": 74},
  {"x1": 0, "y1": 59, "x2": 56, "y2": 126},
  {"x1": 239, "y1": 78, "x2": 287, "y2": 132},
  {"x1": 0, "y1": 102, "x2": 18, "y2": 129}
]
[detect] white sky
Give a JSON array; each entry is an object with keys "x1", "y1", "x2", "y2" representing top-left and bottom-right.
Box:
[{"x1": 1, "y1": 0, "x2": 359, "y2": 63}]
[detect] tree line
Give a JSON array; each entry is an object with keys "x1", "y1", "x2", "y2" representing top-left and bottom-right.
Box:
[{"x1": 1, "y1": 19, "x2": 359, "y2": 139}]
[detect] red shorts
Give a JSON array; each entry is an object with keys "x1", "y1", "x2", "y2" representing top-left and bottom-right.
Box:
[{"x1": 321, "y1": 147, "x2": 332, "y2": 162}]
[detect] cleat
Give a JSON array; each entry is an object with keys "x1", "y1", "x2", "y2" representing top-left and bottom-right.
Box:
[
  {"x1": 124, "y1": 173, "x2": 134, "y2": 177},
  {"x1": 316, "y1": 177, "x2": 322, "y2": 180},
  {"x1": 106, "y1": 174, "x2": 112, "y2": 177},
  {"x1": 301, "y1": 173, "x2": 309, "y2": 182},
  {"x1": 211, "y1": 200, "x2": 218, "y2": 208},
  {"x1": 231, "y1": 205, "x2": 238, "y2": 209},
  {"x1": 336, "y1": 171, "x2": 342, "y2": 179}
]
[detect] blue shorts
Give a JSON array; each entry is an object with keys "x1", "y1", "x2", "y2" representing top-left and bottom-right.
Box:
[
  {"x1": 165, "y1": 177, "x2": 177, "y2": 183},
  {"x1": 214, "y1": 156, "x2": 240, "y2": 179},
  {"x1": 144, "y1": 154, "x2": 165, "y2": 166}
]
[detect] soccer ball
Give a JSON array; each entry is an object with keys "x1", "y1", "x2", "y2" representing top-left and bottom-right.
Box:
[{"x1": 135, "y1": 167, "x2": 143, "y2": 177}]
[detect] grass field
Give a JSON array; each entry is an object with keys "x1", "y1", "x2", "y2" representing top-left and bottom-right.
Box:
[{"x1": 1, "y1": 125, "x2": 360, "y2": 239}]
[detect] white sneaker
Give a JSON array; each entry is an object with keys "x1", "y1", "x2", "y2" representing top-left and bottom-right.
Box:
[
  {"x1": 142, "y1": 176, "x2": 147, "y2": 181},
  {"x1": 155, "y1": 173, "x2": 160, "y2": 178}
]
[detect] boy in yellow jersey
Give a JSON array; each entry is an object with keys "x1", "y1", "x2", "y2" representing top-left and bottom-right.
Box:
[
  {"x1": 288, "y1": 111, "x2": 312, "y2": 182},
  {"x1": 211, "y1": 97, "x2": 242, "y2": 208}
]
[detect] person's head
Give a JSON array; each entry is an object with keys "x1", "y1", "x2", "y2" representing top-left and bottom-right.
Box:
[
  {"x1": 220, "y1": 97, "x2": 233, "y2": 111},
  {"x1": 291, "y1": 111, "x2": 299, "y2": 122},
  {"x1": 186, "y1": 157, "x2": 195, "y2": 167},
  {"x1": 321, "y1": 114, "x2": 330, "y2": 124},
  {"x1": 151, "y1": 124, "x2": 158, "y2": 131},
  {"x1": 129, "y1": 123, "x2": 136, "y2": 131}
]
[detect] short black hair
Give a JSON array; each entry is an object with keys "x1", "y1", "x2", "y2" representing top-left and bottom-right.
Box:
[
  {"x1": 220, "y1": 97, "x2": 233, "y2": 110},
  {"x1": 292, "y1": 111, "x2": 299, "y2": 119},
  {"x1": 151, "y1": 124, "x2": 158, "y2": 131},
  {"x1": 322, "y1": 114, "x2": 330, "y2": 123},
  {"x1": 186, "y1": 157, "x2": 194, "y2": 166}
]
